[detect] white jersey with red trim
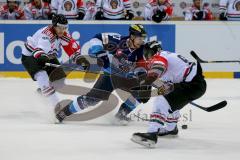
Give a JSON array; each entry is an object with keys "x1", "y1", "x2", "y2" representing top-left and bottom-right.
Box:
[
  {"x1": 219, "y1": 0, "x2": 240, "y2": 21},
  {"x1": 51, "y1": 0, "x2": 85, "y2": 19},
  {"x1": 24, "y1": 1, "x2": 51, "y2": 20},
  {"x1": 96, "y1": 0, "x2": 132, "y2": 19},
  {"x1": 0, "y1": 4, "x2": 25, "y2": 20},
  {"x1": 136, "y1": 51, "x2": 197, "y2": 83},
  {"x1": 184, "y1": 5, "x2": 213, "y2": 21},
  {"x1": 144, "y1": 0, "x2": 173, "y2": 21},
  {"x1": 22, "y1": 26, "x2": 80, "y2": 59},
  {"x1": 136, "y1": 52, "x2": 168, "y2": 80},
  {"x1": 159, "y1": 51, "x2": 197, "y2": 83}
]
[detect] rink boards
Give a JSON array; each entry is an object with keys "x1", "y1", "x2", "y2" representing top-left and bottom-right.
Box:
[{"x1": 0, "y1": 21, "x2": 239, "y2": 78}]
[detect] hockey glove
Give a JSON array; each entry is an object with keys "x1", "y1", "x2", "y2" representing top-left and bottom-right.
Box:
[
  {"x1": 95, "y1": 11, "x2": 104, "y2": 20},
  {"x1": 194, "y1": 11, "x2": 204, "y2": 20},
  {"x1": 72, "y1": 53, "x2": 90, "y2": 70},
  {"x1": 125, "y1": 10, "x2": 134, "y2": 20},
  {"x1": 94, "y1": 51, "x2": 109, "y2": 68},
  {"x1": 36, "y1": 53, "x2": 50, "y2": 68},
  {"x1": 157, "y1": 81, "x2": 174, "y2": 95},
  {"x1": 219, "y1": 12, "x2": 227, "y2": 21},
  {"x1": 152, "y1": 10, "x2": 166, "y2": 23},
  {"x1": 77, "y1": 12, "x2": 85, "y2": 20}
]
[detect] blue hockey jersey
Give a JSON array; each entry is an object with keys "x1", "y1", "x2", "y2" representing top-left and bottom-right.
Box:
[{"x1": 88, "y1": 33, "x2": 145, "y2": 75}]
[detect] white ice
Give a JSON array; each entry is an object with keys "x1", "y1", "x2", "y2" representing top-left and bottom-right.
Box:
[{"x1": 0, "y1": 78, "x2": 239, "y2": 160}]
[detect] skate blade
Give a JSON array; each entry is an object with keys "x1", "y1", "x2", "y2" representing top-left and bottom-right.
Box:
[
  {"x1": 158, "y1": 134, "x2": 179, "y2": 138},
  {"x1": 131, "y1": 135, "x2": 156, "y2": 148}
]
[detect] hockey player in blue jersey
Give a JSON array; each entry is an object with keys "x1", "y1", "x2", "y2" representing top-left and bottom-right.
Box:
[{"x1": 55, "y1": 24, "x2": 167, "y2": 123}]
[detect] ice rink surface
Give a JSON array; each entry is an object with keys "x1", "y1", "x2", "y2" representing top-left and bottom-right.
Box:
[{"x1": 0, "y1": 78, "x2": 239, "y2": 160}]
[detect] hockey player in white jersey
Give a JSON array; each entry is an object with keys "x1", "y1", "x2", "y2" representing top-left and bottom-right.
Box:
[
  {"x1": 24, "y1": 0, "x2": 51, "y2": 20},
  {"x1": 130, "y1": 41, "x2": 207, "y2": 148},
  {"x1": 184, "y1": 0, "x2": 213, "y2": 21},
  {"x1": 219, "y1": 0, "x2": 240, "y2": 20},
  {"x1": 0, "y1": 0, "x2": 25, "y2": 20},
  {"x1": 144, "y1": 0, "x2": 173, "y2": 23},
  {"x1": 51, "y1": 0, "x2": 85, "y2": 19},
  {"x1": 21, "y1": 14, "x2": 87, "y2": 115},
  {"x1": 95, "y1": 0, "x2": 134, "y2": 20}
]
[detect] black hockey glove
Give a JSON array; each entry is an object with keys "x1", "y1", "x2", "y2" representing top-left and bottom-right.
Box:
[
  {"x1": 77, "y1": 12, "x2": 85, "y2": 20},
  {"x1": 72, "y1": 53, "x2": 90, "y2": 70},
  {"x1": 48, "y1": 12, "x2": 57, "y2": 20},
  {"x1": 219, "y1": 12, "x2": 227, "y2": 21},
  {"x1": 94, "y1": 51, "x2": 110, "y2": 68},
  {"x1": 125, "y1": 10, "x2": 134, "y2": 20},
  {"x1": 152, "y1": 10, "x2": 166, "y2": 23},
  {"x1": 95, "y1": 11, "x2": 104, "y2": 20},
  {"x1": 194, "y1": 11, "x2": 204, "y2": 20},
  {"x1": 37, "y1": 53, "x2": 50, "y2": 68}
]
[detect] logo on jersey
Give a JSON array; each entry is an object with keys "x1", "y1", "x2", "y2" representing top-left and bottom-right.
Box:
[
  {"x1": 72, "y1": 42, "x2": 78, "y2": 49},
  {"x1": 234, "y1": 1, "x2": 240, "y2": 11},
  {"x1": 63, "y1": 0, "x2": 75, "y2": 11},
  {"x1": 110, "y1": 0, "x2": 119, "y2": 9}
]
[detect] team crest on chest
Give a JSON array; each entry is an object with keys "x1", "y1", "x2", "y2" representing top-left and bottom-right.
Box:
[
  {"x1": 63, "y1": 0, "x2": 75, "y2": 11},
  {"x1": 109, "y1": 0, "x2": 119, "y2": 9},
  {"x1": 234, "y1": 0, "x2": 240, "y2": 11}
]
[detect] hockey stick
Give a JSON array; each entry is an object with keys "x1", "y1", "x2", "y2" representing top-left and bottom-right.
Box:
[
  {"x1": 151, "y1": 83, "x2": 227, "y2": 112},
  {"x1": 190, "y1": 100, "x2": 227, "y2": 112},
  {"x1": 132, "y1": 100, "x2": 227, "y2": 122},
  {"x1": 47, "y1": 63, "x2": 227, "y2": 112},
  {"x1": 45, "y1": 62, "x2": 102, "y2": 74},
  {"x1": 45, "y1": 63, "x2": 89, "y2": 71},
  {"x1": 190, "y1": 51, "x2": 240, "y2": 63},
  {"x1": 45, "y1": 63, "x2": 65, "y2": 68}
]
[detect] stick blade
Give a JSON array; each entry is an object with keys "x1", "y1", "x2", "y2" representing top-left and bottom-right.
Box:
[{"x1": 206, "y1": 100, "x2": 227, "y2": 112}]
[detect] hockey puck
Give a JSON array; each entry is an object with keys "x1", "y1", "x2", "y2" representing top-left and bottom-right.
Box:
[{"x1": 182, "y1": 125, "x2": 188, "y2": 129}]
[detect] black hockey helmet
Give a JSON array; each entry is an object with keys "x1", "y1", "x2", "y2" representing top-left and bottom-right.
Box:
[
  {"x1": 52, "y1": 14, "x2": 68, "y2": 28},
  {"x1": 129, "y1": 24, "x2": 147, "y2": 37},
  {"x1": 144, "y1": 41, "x2": 162, "y2": 59}
]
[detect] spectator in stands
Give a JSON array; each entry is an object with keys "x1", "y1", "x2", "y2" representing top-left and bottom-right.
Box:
[
  {"x1": 24, "y1": 0, "x2": 30, "y2": 5},
  {"x1": 83, "y1": 0, "x2": 97, "y2": 20},
  {"x1": 144, "y1": 0, "x2": 173, "y2": 23},
  {"x1": 0, "y1": 0, "x2": 25, "y2": 19},
  {"x1": 95, "y1": 0, "x2": 134, "y2": 20},
  {"x1": 219, "y1": 0, "x2": 240, "y2": 21},
  {"x1": 51, "y1": 0, "x2": 85, "y2": 19},
  {"x1": 24, "y1": 0, "x2": 51, "y2": 20},
  {"x1": 184, "y1": 0, "x2": 213, "y2": 21}
]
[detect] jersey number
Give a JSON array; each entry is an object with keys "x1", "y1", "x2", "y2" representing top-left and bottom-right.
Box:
[{"x1": 177, "y1": 55, "x2": 189, "y2": 64}]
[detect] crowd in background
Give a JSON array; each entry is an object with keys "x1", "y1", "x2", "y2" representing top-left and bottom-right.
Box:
[{"x1": 0, "y1": 0, "x2": 239, "y2": 21}]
